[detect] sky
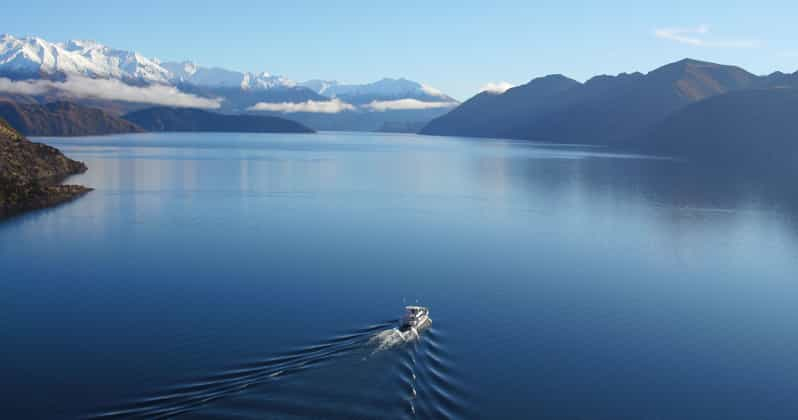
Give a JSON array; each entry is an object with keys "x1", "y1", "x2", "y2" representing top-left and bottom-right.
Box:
[{"x1": 3, "y1": 0, "x2": 797, "y2": 100}]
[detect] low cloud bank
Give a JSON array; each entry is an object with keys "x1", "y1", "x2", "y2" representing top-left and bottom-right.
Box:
[
  {"x1": 364, "y1": 99, "x2": 458, "y2": 112},
  {"x1": 248, "y1": 98, "x2": 355, "y2": 113},
  {"x1": 0, "y1": 76, "x2": 222, "y2": 109},
  {"x1": 481, "y1": 81, "x2": 515, "y2": 94}
]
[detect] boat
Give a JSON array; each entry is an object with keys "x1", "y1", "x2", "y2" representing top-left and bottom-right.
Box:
[{"x1": 399, "y1": 306, "x2": 431, "y2": 334}]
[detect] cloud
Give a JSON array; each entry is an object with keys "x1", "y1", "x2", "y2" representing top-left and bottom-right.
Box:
[
  {"x1": 0, "y1": 78, "x2": 50, "y2": 95},
  {"x1": 0, "y1": 76, "x2": 222, "y2": 108},
  {"x1": 363, "y1": 99, "x2": 458, "y2": 112},
  {"x1": 248, "y1": 98, "x2": 355, "y2": 113},
  {"x1": 480, "y1": 81, "x2": 515, "y2": 94},
  {"x1": 420, "y1": 84, "x2": 445, "y2": 97},
  {"x1": 653, "y1": 25, "x2": 759, "y2": 48}
]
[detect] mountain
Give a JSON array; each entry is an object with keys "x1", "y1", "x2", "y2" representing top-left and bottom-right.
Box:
[
  {"x1": 422, "y1": 59, "x2": 761, "y2": 144},
  {"x1": 421, "y1": 74, "x2": 579, "y2": 137},
  {"x1": 176, "y1": 83, "x2": 328, "y2": 114},
  {"x1": 299, "y1": 78, "x2": 457, "y2": 105},
  {"x1": 0, "y1": 35, "x2": 170, "y2": 83},
  {"x1": 0, "y1": 117, "x2": 90, "y2": 218},
  {"x1": 122, "y1": 107, "x2": 314, "y2": 133},
  {"x1": 0, "y1": 34, "x2": 458, "y2": 132},
  {"x1": 510, "y1": 59, "x2": 758, "y2": 144},
  {"x1": 160, "y1": 61, "x2": 297, "y2": 90},
  {"x1": 637, "y1": 87, "x2": 798, "y2": 166},
  {"x1": 0, "y1": 101, "x2": 143, "y2": 136}
]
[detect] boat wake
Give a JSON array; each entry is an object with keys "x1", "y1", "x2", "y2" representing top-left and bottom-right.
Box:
[
  {"x1": 369, "y1": 327, "x2": 420, "y2": 352},
  {"x1": 91, "y1": 318, "x2": 470, "y2": 419}
]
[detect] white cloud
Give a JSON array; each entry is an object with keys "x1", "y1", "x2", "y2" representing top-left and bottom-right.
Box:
[
  {"x1": 480, "y1": 81, "x2": 515, "y2": 94},
  {"x1": 363, "y1": 99, "x2": 458, "y2": 112},
  {"x1": 653, "y1": 25, "x2": 759, "y2": 48},
  {"x1": 0, "y1": 76, "x2": 222, "y2": 109},
  {"x1": 248, "y1": 98, "x2": 355, "y2": 113},
  {"x1": 420, "y1": 84, "x2": 445, "y2": 97},
  {"x1": 0, "y1": 78, "x2": 50, "y2": 95}
]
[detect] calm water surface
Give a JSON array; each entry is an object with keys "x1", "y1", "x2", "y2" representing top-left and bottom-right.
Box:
[{"x1": 2, "y1": 132, "x2": 798, "y2": 419}]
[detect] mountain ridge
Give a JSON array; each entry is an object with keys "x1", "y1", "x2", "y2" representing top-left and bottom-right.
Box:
[
  {"x1": 0, "y1": 100, "x2": 143, "y2": 136},
  {"x1": 0, "y1": 34, "x2": 458, "y2": 131},
  {"x1": 422, "y1": 58, "x2": 769, "y2": 144}
]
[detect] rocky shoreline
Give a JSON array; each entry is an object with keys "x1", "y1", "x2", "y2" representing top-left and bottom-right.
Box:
[{"x1": 1, "y1": 118, "x2": 91, "y2": 219}]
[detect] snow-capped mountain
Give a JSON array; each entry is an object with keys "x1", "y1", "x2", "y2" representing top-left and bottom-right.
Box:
[
  {"x1": 0, "y1": 34, "x2": 455, "y2": 103},
  {"x1": 299, "y1": 78, "x2": 454, "y2": 104},
  {"x1": 0, "y1": 34, "x2": 458, "y2": 132},
  {"x1": 0, "y1": 34, "x2": 171, "y2": 83},
  {"x1": 0, "y1": 34, "x2": 298, "y2": 90},
  {"x1": 160, "y1": 61, "x2": 297, "y2": 90},
  {"x1": 299, "y1": 80, "x2": 338, "y2": 96}
]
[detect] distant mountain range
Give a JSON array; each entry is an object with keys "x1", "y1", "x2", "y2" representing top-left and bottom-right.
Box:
[
  {"x1": 0, "y1": 34, "x2": 458, "y2": 131},
  {"x1": 423, "y1": 59, "x2": 784, "y2": 142},
  {"x1": 300, "y1": 78, "x2": 456, "y2": 104},
  {"x1": 4, "y1": 33, "x2": 796, "y2": 164}
]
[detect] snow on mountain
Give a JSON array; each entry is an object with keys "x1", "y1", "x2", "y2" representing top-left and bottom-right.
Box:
[
  {"x1": 0, "y1": 34, "x2": 171, "y2": 83},
  {"x1": 0, "y1": 34, "x2": 297, "y2": 90},
  {"x1": 161, "y1": 61, "x2": 297, "y2": 90},
  {"x1": 299, "y1": 80, "x2": 339, "y2": 96},
  {"x1": 241, "y1": 71, "x2": 296, "y2": 90},
  {"x1": 0, "y1": 33, "x2": 458, "y2": 119},
  {"x1": 299, "y1": 78, "x2": 452, "y2": 102}
]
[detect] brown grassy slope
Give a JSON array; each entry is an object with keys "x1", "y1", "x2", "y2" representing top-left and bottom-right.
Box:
[{"x1": 0, "y1": 117, "x2": 91, "y2": 218}]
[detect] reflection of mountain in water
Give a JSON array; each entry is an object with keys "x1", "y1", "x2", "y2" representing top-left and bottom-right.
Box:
[{"x1": 470, "y1": 145, "x2": 798, "y2": 245}]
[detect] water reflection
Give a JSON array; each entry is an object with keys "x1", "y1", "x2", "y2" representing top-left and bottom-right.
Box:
[{"x1": 4, "y1": 132, "x2": 797, "y2": 419}]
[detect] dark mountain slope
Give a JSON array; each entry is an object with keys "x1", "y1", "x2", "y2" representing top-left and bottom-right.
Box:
[
  {"x1": 637, "y1": 87, "x2": 798, "y2": 166},
  {"x1": 421, "y1": 59, "x2": 761, "y2": 145},
  {"x1": 0, "y1": 101, "x2": 143, "y2": 136},
  {"x1": 504, "y1": 59, "x2": 759, "y2": 144},
  {"x1": 420, "y1": 75, "x2": 580, "y2": 138},
  {"x1": 123, "y1": 107, "x2": 314, "y2": 133}
]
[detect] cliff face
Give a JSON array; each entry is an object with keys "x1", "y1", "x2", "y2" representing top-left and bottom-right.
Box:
[
  {"x1": 0, "y1": 101, "x2": 144, "y2": 137},
  {"x1": 0, "y1": 118, "x2": 90, "y2": 218}
]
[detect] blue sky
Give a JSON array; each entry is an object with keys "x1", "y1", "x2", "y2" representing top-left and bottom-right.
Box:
[{"x1": 4, "y1": 0, "x2": 797, "y2": 100}]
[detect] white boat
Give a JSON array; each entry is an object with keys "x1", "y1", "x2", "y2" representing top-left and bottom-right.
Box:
[{"x1": 399, "y1": 306, "x2": 431, "y2": 334}]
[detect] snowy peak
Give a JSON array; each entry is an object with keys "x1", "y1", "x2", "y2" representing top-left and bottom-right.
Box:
[
  {"x1": 300, "y1": 77, "x2": 454, "y2": 104},
  {"x1": 0, "y1": 34, "x2": 171, "y2": 83},
  {"x1": 160, "y1": 61, "x2": 296, "y2": 90},
  {"x1": 243, "y1": 71, "x2": 296, "y2": 90},
  {"x1": 0, "y1": 34, "x2": 458, "y2": 111},
  {"x1": 0, "y1": 34, "x2": 299, "y2": 90},
  {"x1": 299, "y1": 80, "x2": 339, "y2": 95},
  {"x1": 161, "y1": 61, "x2": 244, "y2": 88}
]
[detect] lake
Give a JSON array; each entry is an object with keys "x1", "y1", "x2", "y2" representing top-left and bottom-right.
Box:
[{"x1": 2, "y1": 131, "x2": 798, "y2": 419}]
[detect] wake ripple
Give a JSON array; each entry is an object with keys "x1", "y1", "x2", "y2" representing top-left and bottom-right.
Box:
[{"x1": 90, "y1": 318, "x2": 470, "y2": 419}]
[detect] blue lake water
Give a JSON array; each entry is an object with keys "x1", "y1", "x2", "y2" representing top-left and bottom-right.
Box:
[{"x1": 2, "y1": 131, "x2": 798, "y2": 419}]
